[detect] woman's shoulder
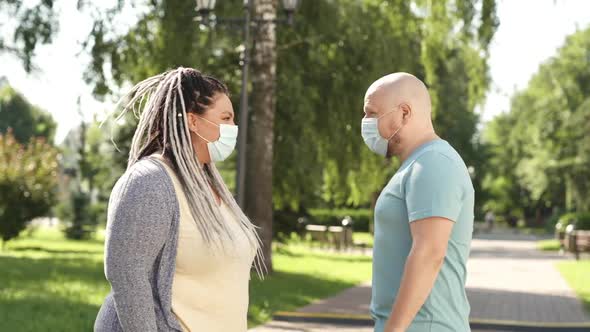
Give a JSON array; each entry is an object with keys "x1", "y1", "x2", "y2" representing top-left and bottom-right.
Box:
[{"x1": 111, "y1": 158, "x2": 175, "y2": 203}]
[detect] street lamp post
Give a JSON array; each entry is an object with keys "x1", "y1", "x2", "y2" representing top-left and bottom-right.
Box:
[{"x1": 195, "y1": 0, "x2": 300, "y2": 208}]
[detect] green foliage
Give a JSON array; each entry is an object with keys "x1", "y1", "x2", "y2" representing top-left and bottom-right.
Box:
[
  {"x1": 574, "y1": 213, "x2": 590, "y2": 231},
  {"x1": 554, "y1": 212, "x2": 590, "y2": 232},
  {"x1": 0, "y1": 131, "x2": 58, "y2": 247},
  {"x1": 559, "y1": 212, "x2": 578, "y2": 226},
  {"x1": 273, "y1": 208, "x2": 310, "y2": 241},
  {"x1": 274, "y1": 0, "x2": 421, "y2": 209},
  {"x1": 89, "y1": 201, "x2": 108, "y2": 227},
  {"x1": 0, "y1": 84, "x2": 57, "y2": 144},
  {"x1": 4, "y1": 1, "x2": 498, "y2": 243},
  {"x1": 0, "y1": 0, "x2": 58, "y2": 72},
  {"x1": 545, "y1": 208, "x2": 564, "y2": 232},
  {"x1": 63, "y1": 191, "x2": 95, "y2": 240},
  {"x1": 58, "y1": 117, "x2": 119, "y2": 239},
  {"x1": 483, "y1": 26, "x2": 590, "y2": 223},
  {"x1": 555, "y1": 212, "x2": 577, "y2": 232},
  {"x1": 274, "y1": 0, "x2": 497, "y2": 210},
  {"x1": 55, "y1": 197, "x2": 74, "y2": 227},
  {"x1": 76, "y1": 0, "x2": 497, "y2": 213}
]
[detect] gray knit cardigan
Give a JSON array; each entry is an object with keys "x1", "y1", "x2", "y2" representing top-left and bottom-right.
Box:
[{"x1": 94, "y1": 158, "x2": 184, "y2": 332}]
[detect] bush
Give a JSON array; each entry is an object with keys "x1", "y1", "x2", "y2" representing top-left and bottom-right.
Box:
[
  {"x1": 556, "y1": 212, "x2": 577, "y2": 232},
  {"x1": 90, "y1": 201, "x2": 108, "y2": 226},
  {"x1": 63, "y1": 191, "x2": 96, "y2": 240},
  {"x1": 273, "y1": 209, "x2": 311, "y2": 242},
  {"x1": 559, "y1": 213, "x2": 577, "y2": 225},
  {"x1": 57, "y1": 193, "x2": 106, "y2": 240},
  {"x1": 574, "y1": 213, "x2": 590, "y2": 230},
  {"x1": 545, "y1": 208, "x2": 563, "y2": 232},
  {"x1": 0, "y1": 131, "x2": 58, "y2": 248},
  {"x1": 555, "y1": 212, "x2": 590, "y2": 232},
  {"x1": 308, "y1": 208, "x2": 372, "y2": 232}
]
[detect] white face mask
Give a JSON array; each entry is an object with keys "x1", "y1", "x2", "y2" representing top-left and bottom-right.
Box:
[
  {"x1": 361, "y1": 109, "x2": 403, "y2": 157},
  {"x1": 194, "y1": 117, "x2": 238, "y2": 162}
]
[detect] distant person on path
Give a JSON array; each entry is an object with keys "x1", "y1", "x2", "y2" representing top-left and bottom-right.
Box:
[
  {"x1": 362, "y1": 73, "x2": 475, "y2": 332},
  {"x1": 94, "y1": 67, "x2": 264, "y2": 332},
  {"x1": 485, "y1": 210, "x2": 496, "y2": 233},
  {"x1": 507, "y1": 214, "x2": 519, "y2": 233}
]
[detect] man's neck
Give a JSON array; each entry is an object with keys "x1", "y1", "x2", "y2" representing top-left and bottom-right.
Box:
[{"x1": 398, "y1": 131, "x2": 440, "y2": 163}]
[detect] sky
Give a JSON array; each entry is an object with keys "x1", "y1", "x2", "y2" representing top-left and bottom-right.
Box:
[
  {"x1": 480, "y1": 0, "x2": 590, "y2": 122},
  {"x1": 1, "y1": 0, "x2": 590, "y2": 143}
]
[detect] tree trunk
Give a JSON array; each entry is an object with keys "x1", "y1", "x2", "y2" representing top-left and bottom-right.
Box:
[{"x1": 245, "y1": 0, "x2": 278, "y2": 274}]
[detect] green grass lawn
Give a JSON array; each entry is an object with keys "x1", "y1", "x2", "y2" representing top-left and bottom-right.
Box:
[
  {"x1": 0, "y1": 228, "x2": 371, "y2": 331},
  {"x1": 537, "y1": 239, "x2": 561, "y2": 251},
  {"x1": 517, "y1": 226, "x2": 552, "y2": 236},
  {"x1": 353, "y1": 232, "x2": 374, "y2": 248},
  {"x1": 557, "y1": 260, "x2": 590, "y2": 313}
]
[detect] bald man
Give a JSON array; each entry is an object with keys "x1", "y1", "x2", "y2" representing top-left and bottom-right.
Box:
[{"x1": 362, "y1": 73, "x2": 474, "y2": 332}]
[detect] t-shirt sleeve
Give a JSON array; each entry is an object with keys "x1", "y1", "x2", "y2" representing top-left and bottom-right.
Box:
[{"x1": 404, "y1": 152, "x2": 465, "y2": 223}]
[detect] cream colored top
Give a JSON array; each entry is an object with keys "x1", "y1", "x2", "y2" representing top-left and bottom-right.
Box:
[{"x1": 154, "y1": 156, "x2": 256, "y2": 332}]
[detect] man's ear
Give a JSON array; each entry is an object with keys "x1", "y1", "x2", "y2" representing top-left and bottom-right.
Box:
[{"x1": 401, "y1": 103, "x2": 412, "y2": 122}]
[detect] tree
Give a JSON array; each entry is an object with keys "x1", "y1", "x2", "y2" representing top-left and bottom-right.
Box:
[
  {"x1": 6, "y1": 0, "x2": 497, "y2": 269},
  {"x1": 58, "y1": 102, "x2": 118, "y2": 239},
  {"x1": 80, "y1": 0, "x2": 497, "y2": 271},
  {"x1": 0, "y1": 0, "x2": 58, "y2": 72},
  {"x1": 482, "y1": 26, "x2": 590, "y2": 225},
  {"x1": 243, "y1": 0, "x2": 278, "y2": 271},
  {"x1": 272, "y1": 0, "x2": 498, "y2": 218},
  {"x1": 481, "y1": 112, "x2": 528, "y2": 218},
  {"x1": 0, "y1": 130, "x2": 58, "y2": 249},
  {"x1": 0, "y1": 84, "x2": 57, "y2": 143}
]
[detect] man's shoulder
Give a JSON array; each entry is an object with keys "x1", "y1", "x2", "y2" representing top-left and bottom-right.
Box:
[
  {"x1": 404, "y1": 143, "x2": 473, "y2": 195},
  {"x1": 412, "y1": 142, "x2": 466, "y2": 173}
]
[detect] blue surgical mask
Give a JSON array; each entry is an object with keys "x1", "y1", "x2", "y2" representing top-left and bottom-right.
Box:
[
  {"x1": 361, "y1": 109, "x2": 403, "y2": 157},
  {"x1": 195, "y1": 117, "x2": 238, "y2": 162}
]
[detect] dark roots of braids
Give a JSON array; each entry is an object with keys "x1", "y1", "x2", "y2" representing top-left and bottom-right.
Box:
[{"x1": 110, "y1": 67, "x2": 266, "y2": 278}]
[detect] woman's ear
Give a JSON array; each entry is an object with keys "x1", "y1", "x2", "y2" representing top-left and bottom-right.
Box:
[{"x1": 187, "y1": 113, "x2": 199, "y2": 133}]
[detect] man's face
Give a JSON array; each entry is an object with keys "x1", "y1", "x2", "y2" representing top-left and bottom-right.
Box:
[{"x1": 363, "y1": 93, "x2": 405, "y2": 158}]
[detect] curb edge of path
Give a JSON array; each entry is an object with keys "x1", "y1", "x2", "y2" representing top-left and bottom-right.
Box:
[{"x1": 274, "y1": 311, "x2": 590, "y2": 331}]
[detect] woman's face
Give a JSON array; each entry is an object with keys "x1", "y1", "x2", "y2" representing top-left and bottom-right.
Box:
[{"x1": 188, "y1": 93, "x2": 235, "y2": 164}]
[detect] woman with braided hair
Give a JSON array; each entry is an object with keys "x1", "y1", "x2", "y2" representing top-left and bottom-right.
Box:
[{"x1": 94, "y1": 67, "x2": 264, "y2": 332}]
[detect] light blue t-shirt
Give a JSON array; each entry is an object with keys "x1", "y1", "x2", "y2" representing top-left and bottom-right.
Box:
[{"x1": 371, "y1": 139, "x2": 474, "y2": 332}]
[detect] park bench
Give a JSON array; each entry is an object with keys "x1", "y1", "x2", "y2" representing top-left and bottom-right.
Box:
[
  {"x1": 327, "y1": 225, "x2": 354, "y2": 250},
  {"x1": 564, "y1": 225, "x2": 590, "y2": 260},
  {"x1": 304, "y1": 216, "x2": 367, "y2": 252},
  {"x1": 304, "y1": 224, "x2": 329, "y2": 248}
]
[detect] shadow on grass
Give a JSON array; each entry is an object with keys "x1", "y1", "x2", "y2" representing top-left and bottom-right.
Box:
[
  {"x1": 0, "y1": 255, "x2": 104, "y2": 284},
  {"x1": 10, "y1": 246, "x2": 102, "y2": 255},
  {"x1": 249, "y1": 270, "x2": 360, "y2": 327},
  {"x1": 0, "y1": 254, "x2": 109, "y2": 332},
  {"x1": 0, "y1": 295, "x2": 101, "y2": 332}
]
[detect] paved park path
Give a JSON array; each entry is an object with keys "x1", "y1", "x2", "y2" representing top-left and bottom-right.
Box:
[{"x1": 250, "y1": 232, "x2": 590, "y2": 332}]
